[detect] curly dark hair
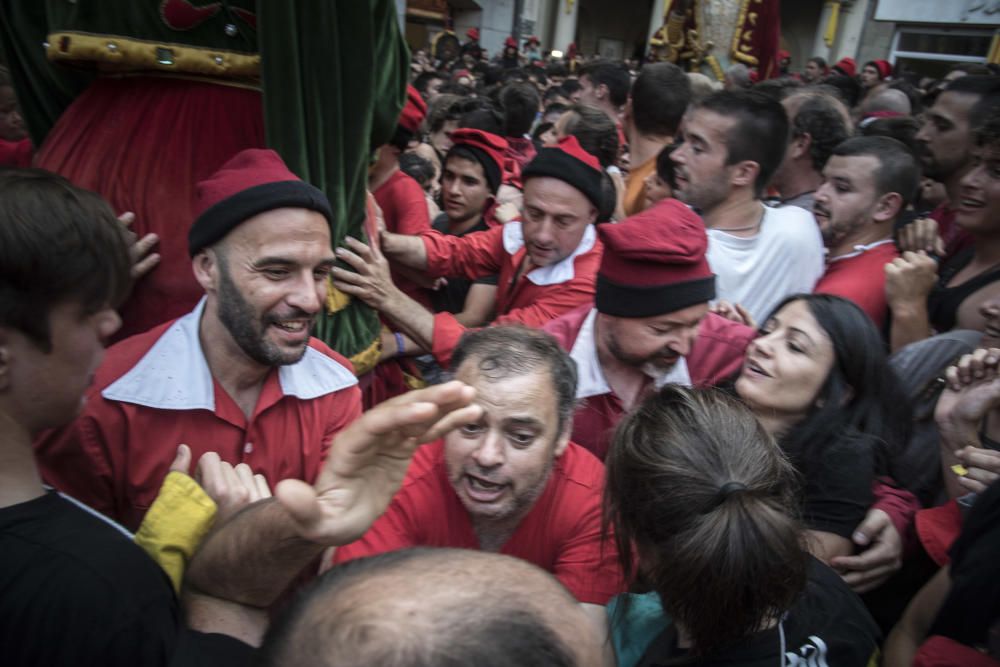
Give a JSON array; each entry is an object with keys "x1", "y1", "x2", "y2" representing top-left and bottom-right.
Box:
[{"x1": 787, "y1": 92, "x2": 851, "y2": 173}]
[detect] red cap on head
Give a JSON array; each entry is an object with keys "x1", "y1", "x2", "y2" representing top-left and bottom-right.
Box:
[
  {"x1": 834, "y1": 57, "x2": 856, "y2": 77},
  {"x1": 448, "y1": 128, "x2": 509, "y2": 193},
  {"x1": 189, "y1": 148, "x2": 331, "y2": 255},
  {"x1": 778, "y1": 49, "x2": 790, "y2": 61},
  {"x1": 466, "y1": 27, "x2": 479, "y2": 40},
  {"x1": 505, "y1": 36, "x2": 517, "y2": 48},
  {"x1": 596, "y1": 200, "x2": 715, "y2": 317},
  {"x1": 398, "y1": 84, "x2": 428, "y2": 134},
  {"x1": 873, "y1": 59, "x2": 892, "y2": 79},
  {"x1": 522, "y1": 135, "x2": 603, "y2": 208},
  {"x1": 527, "y1": 35, "x2": 540, "y2": 45}
]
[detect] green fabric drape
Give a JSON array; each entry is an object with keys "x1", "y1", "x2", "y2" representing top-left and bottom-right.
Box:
[{"x1": 258, "y1": 1, "x2": 410, "y2": 369}]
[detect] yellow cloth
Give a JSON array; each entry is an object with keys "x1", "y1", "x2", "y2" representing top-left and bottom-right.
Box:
[
  {"x1": 623, "y1": 157, "x2": 657, "y2": 217},
  {"x1": 133, "y1": 472, "x2": 217, "y2": 593}
]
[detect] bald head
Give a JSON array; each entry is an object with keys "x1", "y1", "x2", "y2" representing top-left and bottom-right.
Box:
[
  {"x1": 862, "y1": 87, "x2": 912, "y2": 116},
  {"x1": 258, "y1": 548, "x2": 602, "y2": 667}
]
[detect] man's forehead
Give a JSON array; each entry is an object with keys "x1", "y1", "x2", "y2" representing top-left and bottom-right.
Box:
[
  {"x1": 825, "y1": 154, "x2": 879, "y2": 180},
  {"x1": 454, "y1": 362, "x2": 554, "y2": 407},
  {"x1": 935, "y1": 91, "x2": 979, "y2": 122},
  {"x1": 684, "y1": 108, "x2": 734, "y2": 142},
  {"x1": 226, "y1": 207, "x2": 333, "y2": 254}
]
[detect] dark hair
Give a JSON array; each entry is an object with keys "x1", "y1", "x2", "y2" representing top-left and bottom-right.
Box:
[
  {"x1": 821, "y1": 75, "x2": 862, "y2": 108},
  {"x1": 0, "y1": 65, "x2": 12, "y2": 88},
  {"x1": 579, "y1": 60, "x2": 631, "y2": 107},
  {"x1": 557, "y1": 104, "x2": 619, "y2": 168},
  {"x1": 456, "y1": 98, "x2": 505, "y2": 136},
  {"x1": 531, "y1": 120, "x2": 554, "y2": 143},
  {"x1": 630, "y1": 62, "x2": 690, "y2": 137},
  {"x1": 543, "y1": 102, "x2": 568, "y2": 118},
  {"x1": 450, "y1": 325, "x2": 578, "y2": 435},
  {"x1": 546, "y1": 63, "x2": 568, "y2": 79},
  {"x1": 399, "y1": 152, "x2": 436, "y2": 190},
  {"x1": 654, "y1": 142, "x2": 676, "y2": 189},
  {"x1": 560, "y1": 79, "x2": 582, "y2": 97},
  {"x1": 412, "y1": 71, "x2": 445, "y2": 98},
  {"x1": 695, "y1": 90, "x2": 789, "y2": 197},
  {"x1": 389, "y1": 125, "x2": 414, "y2": 151},
  {"x1": 975, "y1": 102, "x2": 1000, "y2": 151},
  {"x1": 259, "y1": 549, "x2": 578, "y2": 667},
  {"x1": 831, "y1": 135, "x2": 921, "y2": 208},
  {"x1": 543, "y1": 86, "x2": 568, "y2": 103},
  {"x1": 859, "y1": 116, "x2": 921, "y2": 159},
  {"x1": 426, "y1": 94, "x2": 463, "y2": 133},
  {"x1": 500, "y1": 82, "x2": 541, "y2": 137},
  {"x1": 968, "y1": 81, "x2": 1000, "y2": 136},
  {"x1": 786, "y1": 92, "x2": 851, "y2": 173},
  {"x1": 948, "y1": 62, "x2": 992, "y2": 77},
  {"x1": 807, "y1": 56, "x2": 827, "y2": 70},
  {"x1": 759, "y1": 294, "x2": 913, "y2": 484},
  {"x1": 0, "y1": 169, "x2": 132, "y2": 349},
  {"x1": 752, "y1": 77, "x2": 804, "y2": 101},
  {"x1": 605, "y1": 386, "x2": 807, "y2": 655}
]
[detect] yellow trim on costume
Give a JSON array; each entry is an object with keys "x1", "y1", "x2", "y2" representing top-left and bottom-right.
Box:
[
  {"x1": 46, "y1": 32, "x2": 260, "y2": 78},
  {"x1": 989, "y1": 32, "x2": 1000, "y2": 65},
  {"x1": 705, "y1": 54, "x2": 725, "y2": 82},
  {"x1": 824, "y1": 1, "x2": 841, "y2": 48},
  {"x1": 325, "y1": 277, "x2": 352, "y2": 314},
  {"x1": 403, "y1": 372, "x2": 427, "y2": 391},
  {"x1": 349, "y1": 336, "x2": 382, "y2": 376},
  {"x1": 133, "y1": 471, "x2": 217, "y2": 593}
]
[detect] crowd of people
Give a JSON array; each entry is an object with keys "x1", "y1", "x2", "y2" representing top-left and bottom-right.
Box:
[{"x1": 3, "y1": 12, "x2": 1000, "y2": 667}]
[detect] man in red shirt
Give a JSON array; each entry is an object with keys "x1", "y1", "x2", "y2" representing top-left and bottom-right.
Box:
[
  {"x1": 34, "y1": 149, "x2": 362, "y2": 530},
  {"x1": 330, "y1": 326, "x2": 623, "y2": 608},
  {"x1": 813, "y1": 135, "x2": 920, "y2": 330},
  {"x1": 334, "y1": 135, "x2": 605, "y2": 366},
  {"x1": 545, "y1": 199, "x2": 753, "y2": 460}
]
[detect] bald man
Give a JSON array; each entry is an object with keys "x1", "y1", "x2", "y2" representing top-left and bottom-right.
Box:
[{"x1": 257, "y1": 548, "x2": 607, "y2": 667}]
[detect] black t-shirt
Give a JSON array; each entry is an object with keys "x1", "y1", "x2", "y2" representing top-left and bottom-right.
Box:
[
  {"x1": 929, "y1": 479, "x2": 1000, "y2": 649},
  {"x1": 429, "y1": 213, "x2": 498, "y2": 315},
  {"x1": 636, "y1": 557, "x2": 880, "y2": 667},
  {"x1": 788, "y1": 433, "x2": 875, "y2": 539},
  {"x1": 0, "y1": 491, "x2": 180, "y2": 666}
]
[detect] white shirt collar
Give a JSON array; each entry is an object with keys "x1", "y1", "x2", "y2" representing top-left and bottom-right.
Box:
[
  {"x1": 501, "y1": 221, "x2": 597, "y2": 286},
  {"x1": 827, "y1": 238, "x2": 896, "y2": 263},
  {"x1": 102, "y1": 297, "x2": 357, "y2": 411},
  {"x1": 569, "y1": 309, "x2": 692, "y2": 399}
]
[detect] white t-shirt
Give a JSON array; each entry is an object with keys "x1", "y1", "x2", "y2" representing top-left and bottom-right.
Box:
[{"x1": 706, "y1": 204, "x2": 825, "y2": 324}]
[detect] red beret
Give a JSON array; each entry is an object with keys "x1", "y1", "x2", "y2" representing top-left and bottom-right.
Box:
[
  {"x1": 466, "y1": 27, "x2": 479, "y2": 40},
  {"x1": 527, "y1": 35, "x2": 540, "y2": 45},
  {"x1": 447, "y1": 128, "x2": 508, "y2": 193},
  {"x1": 833, "y1": 57, "x2": 856, "y2": 78},
  {"x1": 596, "y1": 199, "x2": 715, "y2": 317},
  {"x1": 522, "y1": 135, "x2": 603, "y2": 208},
  {"x1": 873, "y1": 59, "x2": 892, "y2": 79},
  {"x1": 778, "y1": 49, "x2": 790, "y2": 61},
  {"x1": 505, "y1": 36, "x2": 517, "y2": 48},
  {"x1": 398, "y1": 84, "x2": 428, "y2": 134},
  {"x1": 189, "y1": 148, "x2": 331, "y2": 255}
]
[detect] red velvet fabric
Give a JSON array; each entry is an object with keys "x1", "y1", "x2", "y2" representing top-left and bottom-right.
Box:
[{"x1": 36, "y1": 76, "x2": 266, "y2": 340}]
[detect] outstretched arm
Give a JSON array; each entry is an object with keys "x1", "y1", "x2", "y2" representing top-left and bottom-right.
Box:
[{"x1": 183, "y1": 382, "x2": 482, "y2": 608}]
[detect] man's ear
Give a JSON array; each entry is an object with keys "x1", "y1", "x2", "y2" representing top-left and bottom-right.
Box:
[
  {"x1": 596, "y1": 83, "x2": 609, "y2": 101},
  {"x1": 553, "y1": 424, "x2": 572, "y2": 458},
  {"x1": 791, "y1": 132, "x2": 812, "y2": 161},
  {"x1": 873, "y1": 191, "x2": 904, "y2": 223},
  {"x1": 730, "y1": 160, "x2": 761, "y2": 190},
  {"x1": 192, "y1": 249, "x2": 220, "y2": 292}
]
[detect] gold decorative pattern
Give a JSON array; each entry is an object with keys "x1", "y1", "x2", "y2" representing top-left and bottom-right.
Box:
[
  {"x1": 325, "y1": 278, "x2": 352, "y2": 314},
  {"x1": 729, "y1": 0, "x2": 759, "y2": 67},
  {"x1": 349, "y1": 337, "x2": 382, "y2": 377},
  {"x1": 46, "y1": 31, "x2": 260, "y2": 78}
]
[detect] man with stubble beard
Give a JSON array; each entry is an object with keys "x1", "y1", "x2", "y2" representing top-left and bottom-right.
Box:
[{"x1": 35, "y1": 149, "x2": 362, "y2": 530}]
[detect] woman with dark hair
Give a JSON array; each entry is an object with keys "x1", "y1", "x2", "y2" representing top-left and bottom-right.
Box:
[
  {"x1": 605, "y1": 385, "x2": 880, "y2": 666},
  {"x1": 735, "y1": 293, "x2": 912, "y2": 561}
]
